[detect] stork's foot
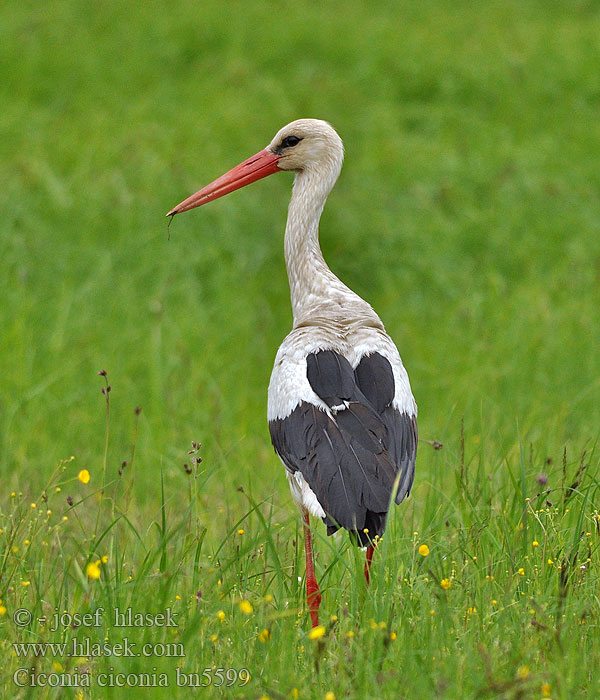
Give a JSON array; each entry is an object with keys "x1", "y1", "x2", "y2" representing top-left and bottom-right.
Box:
[
  {"x1": 306, "y1": 578, "x2": 322, "y2": 628},
  {"x1": 364, "y1": 544, "x2": 375, "y2": 585},
  {"x1": 302, "y1": 509, "x2": 322, "y2": 627}
]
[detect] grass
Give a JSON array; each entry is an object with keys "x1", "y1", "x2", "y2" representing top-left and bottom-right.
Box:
[{"x1": 1, "y1": 0, "x2": 600, "y2": 697}]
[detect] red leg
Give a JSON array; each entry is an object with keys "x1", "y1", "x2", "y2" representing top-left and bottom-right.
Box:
[
  {"x1": 302, "y1": 509, "x2": 321, "y2": 627},
  {"x1": 364, "y1": 543, "x2": 376, "y2": 585}
]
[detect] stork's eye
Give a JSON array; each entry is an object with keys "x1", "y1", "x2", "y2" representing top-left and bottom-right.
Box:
[{"x1": 281, "y1": 135, "x2": 302, "y2": 149}]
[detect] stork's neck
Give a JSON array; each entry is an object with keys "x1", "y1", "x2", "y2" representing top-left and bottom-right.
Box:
[{"x1": 285, "y1": 168, "x2": 371, "y2": 326}]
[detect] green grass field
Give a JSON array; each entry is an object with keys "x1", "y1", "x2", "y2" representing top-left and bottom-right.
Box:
[{"x1": 1, "y1": 0, "x2": 600, "y2": 697}]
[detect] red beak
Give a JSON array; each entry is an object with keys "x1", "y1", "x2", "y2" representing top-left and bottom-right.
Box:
[{"x1": 166, "y1": 148, "x2": 281, "y2": 216}]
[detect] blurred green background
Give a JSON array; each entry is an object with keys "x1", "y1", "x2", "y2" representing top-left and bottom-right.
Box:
[{"x1": 1, "y1": 0, "x2": 599, "y2": 512}]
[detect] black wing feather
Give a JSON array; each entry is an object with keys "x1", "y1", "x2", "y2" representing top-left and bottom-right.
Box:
[
  {"x1": 306, "y1": 350, "x2": 355, "y2": 407},
  {"x1": 354, "y1": 351, "x2": 395, "y2": 412},
  {"x1": 270, "y1": 350, "x2": 417, "y2": 545}
]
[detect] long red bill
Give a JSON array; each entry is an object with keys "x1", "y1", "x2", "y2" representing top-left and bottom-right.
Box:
[{"x1": 166, "y1": 148, "x2": 281, "y2": 216}]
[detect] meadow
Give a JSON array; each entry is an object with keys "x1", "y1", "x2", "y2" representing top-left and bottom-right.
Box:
[{"x1": 1, "y1": 0, "x2": 599, "y2": 697}]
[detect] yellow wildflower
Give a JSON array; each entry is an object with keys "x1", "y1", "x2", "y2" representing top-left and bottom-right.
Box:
[
  {"x1": 217, "y1": 610, "x2": 226, "y2": 622},
  {"x1": 0, "y1": 605, "x2": 6, "y2": 616},
  {"x1": 258, "y1": 628, "x2": 270, "y2": 643},
  {"x1": 517, "y1": 665, "x2": 530, "y2": 680},
  {"x1": 541, "y1": 683, "x2": 552, "y2": 696},
  {"x1": 239, "y1": 600, "x2": 253, "y2": 615},
  {"x1": 22, "y1": 581, "x2": 30, "y2": 587},
  {"x1": 308, "y1": 625, "x2": 326, "y2": 640},
  {"x1": 210, "y1": 634, "x2": 218, "y2": 643},
  {"x1": 53, "y1": 662, "x2": 64, "y2": 672},
  {"x1": 78, "y1": 469, "x2": 90, "y2": 484},
  {"x1": 86, "y1": 561, "x2": 101, "y2": 580},
  {"x1": 325, "y1": 693, "x2": 336, "y2": 700},
  {"x1": 347, "y1": 630, "x2": 355, "y2": 638},
  {"x1": 517, "y1": 568, "x2": 525, "y2": 576},
  {"x1": 418, "y1": 544, "x2": 430, "y2": 557},
  {"x1": 101, "y1": 555, "x2": 108, "y2": 564},
  {"x1": 237, "y1": 529, "x2": 245, "y2": 535},
  {"x1": 30, "y1": 503, "x2": 36, "y2": 509},
  {"x1": 440, "y1": 578, "x2": 451, "y2": 590},
  {"x1": 390, "y1": 631, "x2": 397, "y2": 640},
  {"x1": 264, "y1": 593, "x2": 273, "y2": 603},
  {"x1": 532, "y1": 540, "x2": 539, "y2": 547}
]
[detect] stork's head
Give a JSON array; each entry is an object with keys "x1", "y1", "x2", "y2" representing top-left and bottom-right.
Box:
[
  {"x1": 267, "y1": 119, "x2": 344, "y2": 174},
  {"x1": 167, "y1": 118, "x2": 344, "y2": 216}
]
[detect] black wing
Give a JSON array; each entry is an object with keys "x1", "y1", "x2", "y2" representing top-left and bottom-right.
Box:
[{"x1": 269, "y1": 350, "x2": 417, "y2": 544}]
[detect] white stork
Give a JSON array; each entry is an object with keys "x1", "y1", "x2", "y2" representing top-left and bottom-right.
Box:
[{"x1": 167, "y1": 119, "x2": 417, "y2": 627}]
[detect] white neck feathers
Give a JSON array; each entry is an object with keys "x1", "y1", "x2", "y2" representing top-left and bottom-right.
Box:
[{"x1": 284, "y1": 166, "x2": 375, "y2": 326}]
